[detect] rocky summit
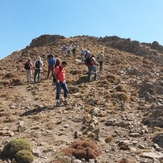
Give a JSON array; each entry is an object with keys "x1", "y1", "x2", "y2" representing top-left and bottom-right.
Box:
[{"x1": 0, "y1": 35, "x2": 163, "y2": 163}]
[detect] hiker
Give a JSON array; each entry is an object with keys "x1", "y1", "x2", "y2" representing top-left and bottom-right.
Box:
[
  {"x1": 72, "y1": 46, "x2": 77, "y2": 59},
  {"x1": 47, "y1": 54, "x2": 55, "y2": 78},
  {"x1": 34, "y1": 56, "x2": 44, "y2": 83},
  {"x1": 52, "y1": 55, "x2": 61, "y2": 84},
  {"x1": 67, "y1": 46, "x2": 71, "y2": 56},
  {"x1": 85, "y1": 49, "x2": 91, "y2": 58},
  {"x1": 54, "y1": 55, "x2": 61, "y2": 68},
  {"x1": 62, "y1": 45, "x2": 67, "y2": 56},
  {"x1": 53, "y1": 61, "x2": 68, "y2": 107},
  {"x1": 24, "y1": 58, "x2": 33, "y2": 82},
  {"x1": 97, "y1": 51, "x2": 104, "y2": 73},
  {"x1": 85, "y1": 54, "x2": 98, "y2": 82},
  {"x1": 80, "y1": 48, "x2": 85, "y2": 62}
]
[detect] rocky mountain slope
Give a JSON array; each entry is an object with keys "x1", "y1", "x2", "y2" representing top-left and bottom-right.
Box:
[{"x1": 0, "y1": 35, "x2": 163, "y2": 163}]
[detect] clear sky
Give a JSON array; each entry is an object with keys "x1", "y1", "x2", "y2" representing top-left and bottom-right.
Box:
[{"x1": 0, "y1": 0, "x2": 163, "y2": 59}]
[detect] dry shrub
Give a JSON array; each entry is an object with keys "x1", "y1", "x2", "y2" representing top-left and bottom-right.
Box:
[
  {"x1": 61, "y1": 140, "x2": 101, "y2": 160},
  {"x1": 68, "y1": 86, "x2": 80, "y2": 94},
  {"x1": 97, "y1": 79, "x2": 110, "y2": 87},
  {"x1": 50, "y1": 152, "x2": 71, "y2": 163},
  {"x1": 115, "y1": 84, "x2": 127, "y2": 93},
  {"x1": 106, "y1": 74, "x2": 117, "y2": 81},
  {"x1": 112, "y1": 92, "x2": 129, "y2": 102}
]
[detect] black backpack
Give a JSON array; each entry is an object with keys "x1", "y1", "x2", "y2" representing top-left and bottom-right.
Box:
[
  {"x1": 35, "y1": 61, "x2": 40, "y2": 68},
  {"x1": 85, "y1": 57, "x2": 93, "y2": 65},
  {"x1": 24, "y1": 62, "x2": 30, "y2": 70}
]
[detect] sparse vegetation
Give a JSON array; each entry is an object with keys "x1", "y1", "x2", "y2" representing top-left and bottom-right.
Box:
[
  {"x1": 15, "y1": 150, "x2": 34, "y2": 163},
  {"x1": 112, "y1": 92, "x2": 129, "y2": 102},
  {"x1": 50, "y1": 153, "x2": 71, "y2": 163},
  {"x1": 61, "y1": 140, "x2": 101, "y2": 160},
  {"x1": 2, "y1": 138, "x2": 33, "y2": 160},
  {"x1": 115, "y1": 84, "x2": 127, "y2": 93}
]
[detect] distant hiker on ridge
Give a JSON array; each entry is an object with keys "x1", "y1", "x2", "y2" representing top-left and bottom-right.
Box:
[
  {"x1": 97, "y1": 51, "x2": 105, "y2": 73},
  {"x1": 72, "y1": 46, "x2": 77, "y2": 59},
  {"x1": 80, "y1": 48, "x2": 85, "y2": 62}
]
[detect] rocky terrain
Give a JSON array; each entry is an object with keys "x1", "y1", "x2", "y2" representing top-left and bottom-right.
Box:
[{"x1": 0, "y1": 35, "x2": 163, "y2": 163}]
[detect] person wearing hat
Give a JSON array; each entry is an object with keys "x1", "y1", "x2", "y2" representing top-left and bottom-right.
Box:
[
  {"x1": 34, "y1": 56, "x2": 44, "y2": 83},
  {"x1": 97, "y1": 51, "x2": 104, "y2": 73}
]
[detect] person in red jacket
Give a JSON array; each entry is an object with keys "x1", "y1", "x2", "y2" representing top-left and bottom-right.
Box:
[{"x1": 53, "y1": 61, "x2": 68, "y2": 107}]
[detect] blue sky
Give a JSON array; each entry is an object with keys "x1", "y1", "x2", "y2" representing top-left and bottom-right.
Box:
[{"x1": 0, "y1": 0, "x2": 163, "y2": 59}]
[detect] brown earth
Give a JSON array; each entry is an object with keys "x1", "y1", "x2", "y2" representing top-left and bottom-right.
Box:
[{"x1": 0, "y1": 35, "x2": 163, "y2": 163}]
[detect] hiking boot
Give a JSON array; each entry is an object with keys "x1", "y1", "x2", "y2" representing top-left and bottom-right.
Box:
[{"x1": 56, "y1": 101, "x2": 60, "y2": 107}]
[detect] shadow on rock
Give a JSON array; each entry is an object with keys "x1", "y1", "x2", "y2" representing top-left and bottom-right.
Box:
[
  {"x1": 20, "y1": 105, "x2": 52, "y2": 116},
  {"x1": 73, "y1": 75, "x2": 88, "y2": 85}
]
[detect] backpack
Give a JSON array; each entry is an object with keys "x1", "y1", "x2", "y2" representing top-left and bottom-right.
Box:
[
  {"x1": 85, "y1": 57, "x2": 93, "y2": 66},
  {"x1": 85, "y1": 50, "x2": 90, "y2": 58},
  {"x1": 55, "y1": 58, "x2": 60, "y2": 68},
  {"x1": 24, "y1": 62, "x2": 30, "y2": 70},
  {"x1": 35, "y1": 60, "x2": 40, "y2": 68},
  {"x1": 49, "y1": 58, "x2": 55, "y2": 66}
]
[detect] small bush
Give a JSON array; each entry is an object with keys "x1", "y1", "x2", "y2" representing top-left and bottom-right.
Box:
[
  {"x1": 106, "y1": 74, "x2": 117, "y2": 81},
  {"x1": 15, "y1": 150, "x2": 34, "y2": 163},
  {"x1": 61, "y1": 140, "x2": 101, "y2": 160},
  {"x1": 115, "y1": 84, "x2": 127, "y2": 93},
  {"x1": 50, "y1": 153, "x2": 71, "y2": 163},
  {"x1": 2, "y1": 138, "x2": 32, "y2": 159},
  {"x1": 112, "y1": 92, "x2": 129, "y2": 102}
]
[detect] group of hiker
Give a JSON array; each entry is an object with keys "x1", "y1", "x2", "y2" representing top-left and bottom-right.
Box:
[
  {"x1": 24, "y1": 48, "x2": 104, "y2": 106},
  {"x1": 24, "y1": 56, "x2": 44, "y2": 83},
  {"x1": 62, "y1": 44, "x2": 77, "y2": 58}
]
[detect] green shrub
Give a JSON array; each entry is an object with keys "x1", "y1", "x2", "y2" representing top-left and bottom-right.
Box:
[
  {"x1": 2, "y1": 138, "x2": 32, "y2": 159},
  {"x1": 15, "y1": 150, "x2": 34, "y2": 163},
  {"x1": 51, "y1": 153, "x2": 71, "y2": 163}
]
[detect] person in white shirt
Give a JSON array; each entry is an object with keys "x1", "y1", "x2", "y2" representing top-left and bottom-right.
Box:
[
  {"x1": 97, "y1": 51, "x2": 104, "y2": 73},
  {"x1": 34, "y1": 56, "x2": 44, "y2": 83}
]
